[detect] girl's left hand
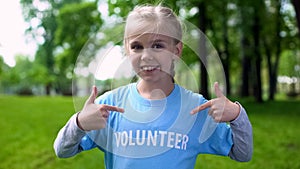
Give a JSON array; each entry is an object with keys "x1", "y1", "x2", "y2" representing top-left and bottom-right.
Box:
[{"x1": 190, "y1": 82, "x2": 240, "y2": 122}]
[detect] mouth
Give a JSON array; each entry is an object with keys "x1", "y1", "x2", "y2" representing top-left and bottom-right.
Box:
[{"x1": 140, "y1": 65, "x2": 161, "y2": 72}]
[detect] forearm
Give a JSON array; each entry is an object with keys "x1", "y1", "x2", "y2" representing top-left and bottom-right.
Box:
[
  {"x1": 53, "y1": 113, "x2": 86, "y2": 158},
  {"x1": 229, "y1": 103, "x2": 253, "y2": 162}
]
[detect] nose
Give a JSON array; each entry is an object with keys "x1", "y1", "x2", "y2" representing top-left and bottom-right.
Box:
[{"x1": 141, "y1": 49, "x2": 153, "y2": 61}]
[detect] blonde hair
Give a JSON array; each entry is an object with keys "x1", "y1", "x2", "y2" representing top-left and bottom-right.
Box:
[{"x1": 124, "y1": 5, "x2": 182, "y2": 52}]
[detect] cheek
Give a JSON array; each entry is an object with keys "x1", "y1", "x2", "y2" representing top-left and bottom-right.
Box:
[
  {"x1": 128, "y1": 54, "x2": 140, "y2": 70},
  {"x1": 159, "y1": 58, "x2": 173, "y2": 74},
  {"x1": 158, "y1": 52, "x2": 174, "y2": 70}
]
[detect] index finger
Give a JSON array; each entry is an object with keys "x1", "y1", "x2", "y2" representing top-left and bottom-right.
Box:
[
  {"x1": 190, "y1": 100, "x2": 212, "y2": 115},
  {"x1": 101, "y1": 104, "x2": 124, "y2": 113}
]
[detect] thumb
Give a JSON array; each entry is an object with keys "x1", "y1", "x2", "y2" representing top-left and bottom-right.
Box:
[
  {"x1": 214, "y1": 82, "x2": 224, "y2": 98},
  {"x1": 86, "y1": 86, "x2": 98, "y2": 104}
]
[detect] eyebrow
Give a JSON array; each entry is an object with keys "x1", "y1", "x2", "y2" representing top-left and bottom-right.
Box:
[
  {"x1": 151, "y1": 39, "x2": 167, "y2": 43},
  {"x1": 129, "y1": 39, "x2": 167, "y2": 45}
]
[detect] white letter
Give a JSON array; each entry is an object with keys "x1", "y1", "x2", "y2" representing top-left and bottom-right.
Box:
[
  {"x1": 128, "y1": 130, "x2": 135, "y2": 146},
  {"x1": 181, "y1": 135, "x2": 189, "y2": 150},
  {"x1": 121, "y1": 131, "x2": 128, "y2": 146},
  {"x1": 114, "y1": 132, "x2": 121, "y2": 147},
  {"x1": 174, "y1": 133, "x2": 182, "y2": 149},
  {"x1": 159, "y1": 131, "x2": 167, "y2": 146},
  {"x1": 136, "y1": 130, "x2": 146, "y2": 145},
  {"x1": 147, "y1": 130, "x2": 157, "y2": 146},
  {"x1": 167, "y1": 132, "x2": 175, "y2": 148}
]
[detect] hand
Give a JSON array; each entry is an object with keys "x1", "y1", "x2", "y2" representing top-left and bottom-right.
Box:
[
  {"x1": 190, "y1": 82, "x2": 240, "y2": 122},
  {"x1": 77, "y1": 86, "x2": 124, "y2": 131}
]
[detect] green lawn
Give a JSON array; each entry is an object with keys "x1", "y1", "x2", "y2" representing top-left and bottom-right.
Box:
[{"x1": 0, "y1": 95, "x2": 299, "y2": 169}]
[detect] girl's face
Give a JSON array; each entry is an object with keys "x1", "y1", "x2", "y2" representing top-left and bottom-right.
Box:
[{"x1": 127, "y1": 33, "x2": 182, "y2": 83}]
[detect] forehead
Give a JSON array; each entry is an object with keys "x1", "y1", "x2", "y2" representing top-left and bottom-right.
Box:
[
  {"x1": 128, "y1": 33, "x2": 173, "y2": 43},
  {"x1": 125, "y1": 17, "x2": 180, "y2": 41}
]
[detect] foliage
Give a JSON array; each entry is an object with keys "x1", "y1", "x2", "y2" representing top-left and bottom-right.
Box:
[
  {"x1": 19, "y1": 0, "x2": 103, "y2": 95},
  {"x1": 55, "y1": 1, "x2": 102, "y2": 65},
  {"x1": 0, "y1": 55, "x2": 55, "y2": 95},
  {"x1": 1, "y1": 0, "x2": 299, "y2": 99},
  {"x1": 0, "y1": 57, "x2": 13, "y2": 93},
  {"x1": 54, "y1": 1, "x2": 102, "y2": 94},
  {"x1": 0, "y1": 56, "x2": 3, "y2": 76},
  {"x1": 279, "y1": 50, "x2": 300, "y2": 77}
]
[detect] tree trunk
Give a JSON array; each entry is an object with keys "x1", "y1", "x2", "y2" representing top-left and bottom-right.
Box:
[
  {"x1": 263, "y1": 39, "x2": 277, "y2": 101},
  {"x1": 238, "y1": 3, "x2": 252, "y2": 98},
  {"x1": 240, "y1": 35, "x2": 251, "y2": 97},
  {"x1": 268, "y1": 1, "x2": 282, "y2": 100},
  {"x1": 198, "y1": 2, "x2": 209, "y2": 99},
  {"x1": 221, "y1": 2, "x2": 231, "y2": 96},
  {"x1": 252, "y1": 4, "x2": 263, "y2": 102},
  {"x1": 292, "y1": 0, "x2": 300, "y2": 38},
  {"x1": 46, "y1": 83, "x2": 51, "y2": 95}
]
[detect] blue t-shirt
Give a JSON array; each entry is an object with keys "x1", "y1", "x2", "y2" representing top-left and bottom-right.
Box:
[{"x1": 80, "y1": 83, "x2": 233, "y2": 169}]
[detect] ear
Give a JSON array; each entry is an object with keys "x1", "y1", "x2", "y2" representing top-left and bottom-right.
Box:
[{"x1": 174, "y1": 42, "x2": 183, "y2": 57}]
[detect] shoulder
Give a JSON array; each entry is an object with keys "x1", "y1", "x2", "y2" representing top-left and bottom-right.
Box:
[
  {"x1": 176, "y1": 84, "x2": 207, "y2": 104},
  {"x1": 95, "y1": 84, "x2": 133, "y2": 104}
]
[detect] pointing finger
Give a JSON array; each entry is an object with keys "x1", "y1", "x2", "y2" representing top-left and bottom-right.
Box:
[
  {"x1": 190, "y1": 100, "x2": 212, "y2": 115},
  {"x1": 101, "y1": 104, "x2": 125, "y2": 113}
]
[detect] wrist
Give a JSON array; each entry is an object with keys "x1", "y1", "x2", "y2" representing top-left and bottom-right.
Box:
[
  {"x1": 76, "y1": 112, "x2": 85, "y2": 131},
  {"x1": 232, "y1": 102, "x2": 241, "y2": 121},
  {"x1": 230, "y1": 101, "x2": 240, "y2": 121}
]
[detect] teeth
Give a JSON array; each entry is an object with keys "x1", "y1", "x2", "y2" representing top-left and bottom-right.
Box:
[{"x1": 141, "y1": 66, "x2": 159, "y2": 71}]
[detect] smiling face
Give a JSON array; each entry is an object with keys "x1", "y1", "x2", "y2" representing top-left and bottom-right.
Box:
[
  {"x1": 127, "y1": 33, "x2": 182, "y2": 84},
  {"x1": 123, "y1": 5, "x2": 183, "y2": 87}
]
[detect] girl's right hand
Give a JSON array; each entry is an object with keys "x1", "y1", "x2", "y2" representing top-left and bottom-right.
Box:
[{"x1": 76, "y1": 86, "x2": 124, "y2": 131}]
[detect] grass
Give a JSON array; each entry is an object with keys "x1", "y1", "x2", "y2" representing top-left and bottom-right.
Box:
[
  {"x1": 0, "y1": 95, "x2": 299, "y2": 169},
  {"x1": 196, "y1": 99, "x2": 300, "y2": 169},
  {"x1": 0, "y1": 95, "x2": 105, "y2": 169}
]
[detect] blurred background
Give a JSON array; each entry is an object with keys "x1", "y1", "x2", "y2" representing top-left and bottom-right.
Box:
[{"x1": 0, "y1": 0, "x2": 299, "y2": 169}]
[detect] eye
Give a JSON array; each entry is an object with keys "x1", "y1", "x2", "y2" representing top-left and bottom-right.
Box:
[
  {"x1": 152, "y1": 43, "x2": 165, "y2": 49},
  {"x1": 130, "y1": 44, "x2": 143, "y2": 51}
]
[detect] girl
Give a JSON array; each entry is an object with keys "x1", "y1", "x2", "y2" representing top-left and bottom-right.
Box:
[{"x1": 54, "y1": 4, "x2": 252, "y2": 169}]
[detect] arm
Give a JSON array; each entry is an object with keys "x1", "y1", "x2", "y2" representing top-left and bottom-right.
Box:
[
  {"x1": 53, "y1": 113, "x2": 86, "y2": 158},
  {"x1": 54, "y1": 86, "x2": 124, "y2": 158},
  {"x1": 190, "y1": 82, "x2": 253, "y2": 161},
  {"x1": 228, "y1": 103, "x2": 253, "y2": 162}
]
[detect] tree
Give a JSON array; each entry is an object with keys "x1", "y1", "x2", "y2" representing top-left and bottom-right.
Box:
[
  {"x1": 20, "y1": 0, "x2": 80, "y2": 94},
  {"x1": 218, "y1": 0, "x2": 232, "y2": 96},
  {"x1": 196, "y1": 1, "x2": 209, "y2": 99},
  {"x1": 202, "y1": 0, "x2": 236, "y2": 96},
  {"x1": 21, "y1": 0, "x2": 102, "y2": 95},
  {"x1": 261, "y1": 0, "x2": 284, "y2": 100},
  {"x1": 0, "y1": 56, "x2": 8, "y2": 93},
  {"x1": 2, "y1": 55, "x2": 34, "y2": 94},
  {"x1": 236, "y1": 1, "x2": 254, "y2": 97},
  {"x1": 252, "y1": 0, "x2": 264, "y2": 102},
  {"x1": 54, "y1": 1, "x2": 102, "y2": 94}
]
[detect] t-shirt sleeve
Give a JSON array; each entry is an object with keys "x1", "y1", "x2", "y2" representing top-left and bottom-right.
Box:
[
  {"x1": 80, "y1": 135, "x2": 98, "y2": 150},
  {"x1": 194, "y1": 95, "x2": 233, "y2": 156},
  {"x1": 198, "y1": 121, "x2": 233, "y2": 156}
]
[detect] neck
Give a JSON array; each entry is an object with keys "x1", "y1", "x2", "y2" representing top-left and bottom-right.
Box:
[{"x1": 137, "y1": 80, "x2": 174, "y2": 100}]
